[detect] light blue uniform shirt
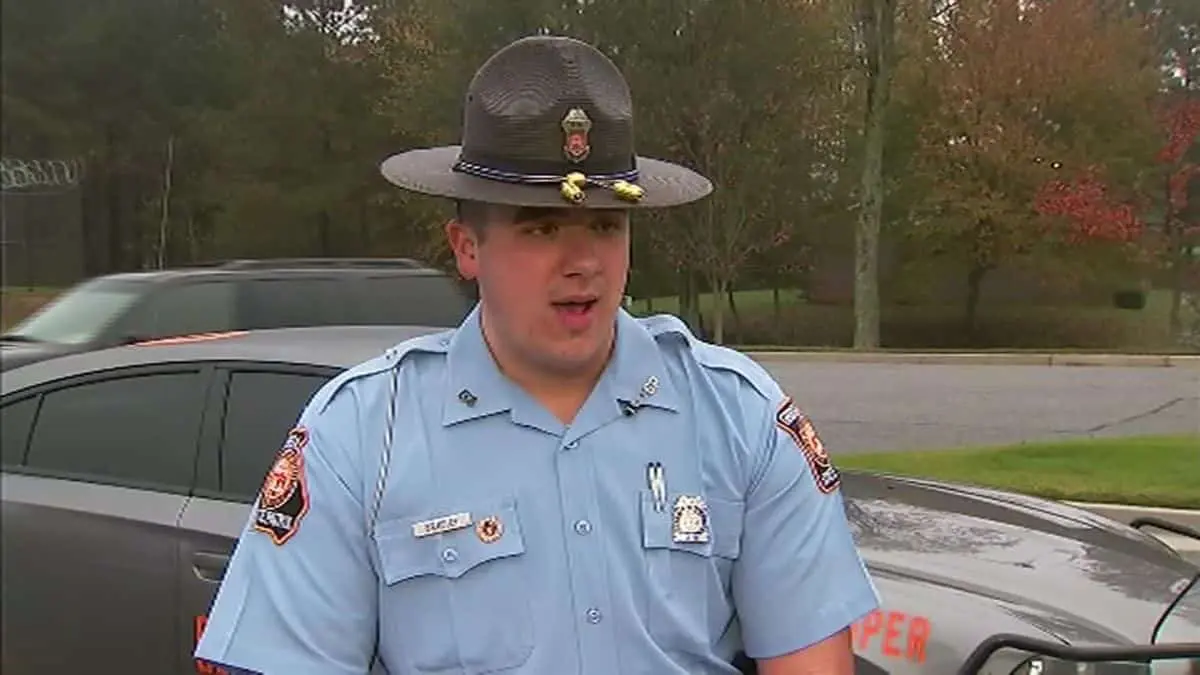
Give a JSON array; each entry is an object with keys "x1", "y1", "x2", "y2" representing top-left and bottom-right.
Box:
[{"x1": 195, "y1": 306, "x2": 880, "y2": 675}]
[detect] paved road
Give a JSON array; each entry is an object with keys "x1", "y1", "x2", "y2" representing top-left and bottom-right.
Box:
[{"x1": 754, "y1": 360, "x2": 1200, "y2": 454}]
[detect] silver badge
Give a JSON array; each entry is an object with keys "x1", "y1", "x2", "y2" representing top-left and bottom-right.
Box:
[
  {"x1": 412, "y1": 512, "x2": 472, "y2": 538},
  {"x1": 672, "y1": 495, "x2": 709, "y2": 544}
]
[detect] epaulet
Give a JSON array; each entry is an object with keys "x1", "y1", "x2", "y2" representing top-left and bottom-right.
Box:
[
  {"x1": 638, "y1": 312, "x2": 698, "y2": 349},
  {"x1": 638, "y1": 313, "x2": 779, "y2": 401},
  {"x1": 312, "y1": 329, "x2": 453, "y2": 414}
]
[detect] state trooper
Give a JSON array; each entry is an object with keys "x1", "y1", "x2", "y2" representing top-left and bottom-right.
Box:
[{"x1": 195, "y1": 34, "x2": 880, "y2": 675}]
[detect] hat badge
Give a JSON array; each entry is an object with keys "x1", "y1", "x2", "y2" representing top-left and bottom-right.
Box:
[{"x1": 561, "y1": 108, "x2": 592, "y2": 164}]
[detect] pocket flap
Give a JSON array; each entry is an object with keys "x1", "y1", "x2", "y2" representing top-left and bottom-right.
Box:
[
  {"x1": 641, "y1": 491, "x2": 743, "y2": 559},
  {"x1": 374, "y1": 499, "x2": 526, "y2": 584}
]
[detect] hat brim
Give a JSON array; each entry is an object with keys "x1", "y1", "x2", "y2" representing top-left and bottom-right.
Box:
[{"x1": 380, "y1": 146, "x2": 713, "y2": 209}]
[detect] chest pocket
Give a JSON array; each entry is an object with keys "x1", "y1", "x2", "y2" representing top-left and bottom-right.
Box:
[
  {"x1": 373, "y1": 497, "x2": 533, "y2": 673},
  {"x1": 641, "y1": 490, "x2": 744, "y2": 657}
]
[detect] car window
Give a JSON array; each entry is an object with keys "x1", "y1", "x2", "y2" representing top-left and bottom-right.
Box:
[
  {"x1": 237, "y1": 278, "x2": 349, "y2": 329},
  {"x1": 2, "y1": 277, "x2": 147, "y2": 345},
  {"x1": 1, "y1": 396, "x2": 39, "y2": 466},
  {"x1": 113, "y1": 281, "x2": 237, "y2": 341},
  {"x1": 351, "y1": 275, "x2": 473, "y2": 327},
  {"x1": 220, "y1": 369, "x2": 331, "y2": 501},
  {"x1": 24, "y1": 370, "x2": 206, "y2": 491}
]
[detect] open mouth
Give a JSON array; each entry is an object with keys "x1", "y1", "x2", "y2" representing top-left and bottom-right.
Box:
[
  {"x1": 553, "y1": 299, "x2": 598, "y2": 315},
  {"x1": 551, "y1": 297, "x2": 600, "y2": 329}
]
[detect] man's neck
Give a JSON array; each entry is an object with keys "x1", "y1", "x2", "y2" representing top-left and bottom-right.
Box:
[{"x1": 480, "y1": 320, "x2": 615, "y2": 425}]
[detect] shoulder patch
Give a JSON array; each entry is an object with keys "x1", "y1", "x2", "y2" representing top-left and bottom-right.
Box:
[
  {"x1": 775, "y1": 397, "x2": 840, "y2": 494},
  {"x1": 252, "y1": 426, "x2": 311, "y2": 545}
]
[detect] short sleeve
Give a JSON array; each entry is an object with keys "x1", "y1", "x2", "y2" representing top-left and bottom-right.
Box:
[
  {"x1": 194, "y1": 380, "x2": 379, "y2": 675},
  {"x1": 731, "y1": 393, "x2": 881, "y2": 660}
]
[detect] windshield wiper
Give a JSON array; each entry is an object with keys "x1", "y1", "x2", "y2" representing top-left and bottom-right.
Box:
[
  {"x1": 1131, "y1": 516, "x2": 1200, "y2": 543},
  {"x1": 958, "y1": 573, "x2": 1200, "y2": 674},
  {"x1": 0, "y1": 334, "x2": 41, "y2": 343},
  {"x1": 956, "y1": 634, "x2": 1200, "y2": 675}
]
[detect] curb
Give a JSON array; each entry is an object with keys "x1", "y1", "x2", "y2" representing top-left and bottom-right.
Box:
[{"x1": 743, "y1": 351, "x2": 1200, "y2": 368}]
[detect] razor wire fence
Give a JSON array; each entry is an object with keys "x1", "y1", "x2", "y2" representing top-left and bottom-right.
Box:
[
  {"x1": 1, "y1": 157, "x2": 86, "y2": 194},
  {"x1": 1, "y1": 156, "x2": 88, "y2": 287}
]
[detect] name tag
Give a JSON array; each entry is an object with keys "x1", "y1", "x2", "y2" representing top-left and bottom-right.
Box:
[{"x1": 412, "y1": 512, "x2": 472, "y2": 538}]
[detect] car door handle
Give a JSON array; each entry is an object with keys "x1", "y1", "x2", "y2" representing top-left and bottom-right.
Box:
[{"x1": 192, "y1": 552, "x2": 230, "y2": 583}]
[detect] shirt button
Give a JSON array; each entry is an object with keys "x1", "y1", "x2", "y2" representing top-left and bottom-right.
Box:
[
  {"x1": 586, "y1": 608, "x2": 602, "y2": 624},
  {"x1": 442, "y1": 548, "x2": 458, "y2": 563},
  {"x1": 565, "y1": 440, "x2": 579, "y2": 450},
  {"x1": 574, "y1": 519, "x2": 592, "y2": 536}
]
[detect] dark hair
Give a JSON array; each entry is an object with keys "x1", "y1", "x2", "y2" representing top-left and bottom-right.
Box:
[{"x1": 455, "y1": 200, "x2": 505, "y2": 239}]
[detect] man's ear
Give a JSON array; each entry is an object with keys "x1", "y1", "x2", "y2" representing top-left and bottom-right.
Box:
[{"x1": 445, "y1": 219, "x2": 479, "y2": 281}]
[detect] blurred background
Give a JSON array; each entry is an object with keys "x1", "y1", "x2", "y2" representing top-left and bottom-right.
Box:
[{"x1": 2, "y1": 0, "x2": 1199, "y2": 351}]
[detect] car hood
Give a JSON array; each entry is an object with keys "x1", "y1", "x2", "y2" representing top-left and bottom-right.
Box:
[
  {"x1": 0, "y1": 341, "x2": 79, "y2": 371},
  {"x1": 840, "y1": 472, "x2": 1199, "y2": 669}
]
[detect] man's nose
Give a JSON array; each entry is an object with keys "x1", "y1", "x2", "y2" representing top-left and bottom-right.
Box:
[{"x1": 559, "y1": 228, "x2": 602, "y2": 276}]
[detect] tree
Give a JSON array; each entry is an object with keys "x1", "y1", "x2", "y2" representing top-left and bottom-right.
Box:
[
  {"x1": 899, "y1": 0, "x2": 1164, "y2": 339},
  {"x1": 588, "y1": 0, "x2": 858, "y2": 344},
  {"x1": 851, "y1": 0, "x2": 897, "y2": 349},
  {"x1": 179, "y1": 0, "x2": 403, "y2": 260},
  {"x1": 1, "y1": 0, "x2": 235, "y2": 272}
]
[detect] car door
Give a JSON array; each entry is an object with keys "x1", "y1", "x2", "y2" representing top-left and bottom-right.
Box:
[
  {"x1": 178, "y1": 364, "x2": 334, "y2": 672},
  {"x1": 0, "y1": 364, "x2": 213, "y2": 675}
]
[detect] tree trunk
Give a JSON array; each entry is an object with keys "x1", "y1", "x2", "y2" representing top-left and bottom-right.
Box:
[
  {"x1": 772, "y1": 285, "x2": 782, "y2": 343},
  {"x1": 1168, "y1": 170, "x2": 1200, "y2": 344},
  {"x1": 853, "y1": 0, "x2": 896, "y2": 351},
  {"x1": 679, "y1": 268, "x2": 701, "y2": 335},
  {"x1": 964, "y1": 264, "x2": 989, "y2": 345},
  {"x1": 726, "y1": 284, "x2": 740, "y2": 344},
  {"x1": 105, "y1": 125, "x2": 123, "y2": 273},
  {"x1": 318, "y1": 210, "x2": 332, "y2": 256},
  {"x1": 157, "y1": 135, "x2": 175, "y2": 269},
  {"x1": 711, "y1": 276, "x2": 727, "y2": 345},
  {"x1": 318, "y1": 123, "x2": 333, "y2": 255}
]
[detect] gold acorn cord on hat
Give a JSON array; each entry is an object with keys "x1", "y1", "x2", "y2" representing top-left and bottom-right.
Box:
[
  {"x1": 451, "y1": 159, "x2": 645, "y2": 206},
  {"x1": 560, "y1": 171, "x2": 644, "y2": 205}
]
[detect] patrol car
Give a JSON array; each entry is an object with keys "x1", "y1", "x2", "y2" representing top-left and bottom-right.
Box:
[{"x1": 1, "y1": 326, "x2": 1197, "y2": 675}]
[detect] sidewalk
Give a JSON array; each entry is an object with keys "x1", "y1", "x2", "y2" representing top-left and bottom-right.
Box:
[{"x1": 742, "y1": 350, "x2": 1200, "y2": 368}]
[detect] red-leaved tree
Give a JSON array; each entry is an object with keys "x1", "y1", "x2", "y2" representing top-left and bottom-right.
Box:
[
  {"x1": 1033, "y1": 168, "x2": 1144, "y2": 245},
  {"x1": 899, "y1": 0, "x2": 1164, "y2": 340}
]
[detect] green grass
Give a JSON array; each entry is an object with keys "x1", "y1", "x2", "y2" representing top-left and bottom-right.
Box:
[{"x1": 839, "y1": 434, "x2": 1200, "y2": 509}]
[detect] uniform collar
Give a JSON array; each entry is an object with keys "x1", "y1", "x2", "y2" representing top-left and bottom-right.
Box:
[{"x1": 442, "y1": 305, "x2": 679, "y2": 433}]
